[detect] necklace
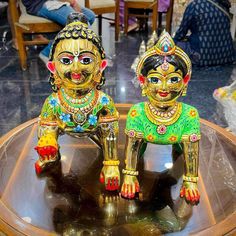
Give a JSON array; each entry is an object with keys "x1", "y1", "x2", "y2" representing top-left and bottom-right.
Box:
[
  {"x1": 60, "y1": 88, "x2": 95, "y2": 107},
  {"x1": 58, "y1": 89, "x2": 99, "y2": 125},
  {"x1": 145, "y1": 102, "x2": 182, "y2": 134}
]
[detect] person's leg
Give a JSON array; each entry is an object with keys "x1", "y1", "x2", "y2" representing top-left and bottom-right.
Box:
[
  {"x1": 37, "y1": 4, "x2": 76, "y2": 26},
  {"x1": 81, "y1": 7, "x2": 95, "y2": 25},
  {"x1": 39, "y1": 41, "x2": 53, "y2": 60},
  {"x1": 176, "y1": 41, "x2": 200, "y2": 65}
]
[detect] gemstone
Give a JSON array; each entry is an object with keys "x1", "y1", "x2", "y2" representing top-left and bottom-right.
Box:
[
  {"x1": 163, "y1": 45, "x2": 168, "y2": 52},
  {"x1": 157, "y1": 124, "x2": 167, "y2": 134}
]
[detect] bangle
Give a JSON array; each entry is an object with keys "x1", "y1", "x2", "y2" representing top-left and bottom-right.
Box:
[
  {"x1": 70, "y1": 0, "x2": 76, "y2": 7},
  {"x1": 183, "y1": 175, "x2": 198, "y2": 183},
  {"x1": 122, "y1": 169, "x2": 139, "y2": 176},
  {"x1": 103, "y1": 160, "x2": 120, "y2": 166}
]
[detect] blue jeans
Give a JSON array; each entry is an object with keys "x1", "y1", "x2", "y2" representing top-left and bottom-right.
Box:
[{"x1": 37, "y1": 3, "x2": 95, "y2": 57}]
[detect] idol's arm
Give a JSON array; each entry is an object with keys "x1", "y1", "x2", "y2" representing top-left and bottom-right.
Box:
[
  {"x1": 121, "y1": 135, "x2": 143, "y2": 199},
  {"x1": 34, "y1": 98, "x2": 60, "y2": 174},
  {"x1": 99, "y1": 121, "x2": 120, "y2": 191},
  {"x1": 180, "y1": 140, "x2": 200, "y2": 205}
]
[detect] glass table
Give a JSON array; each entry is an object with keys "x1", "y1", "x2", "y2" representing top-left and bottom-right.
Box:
[{"x1": 0, "y1": 104, "x2": 235, "y2": 236}]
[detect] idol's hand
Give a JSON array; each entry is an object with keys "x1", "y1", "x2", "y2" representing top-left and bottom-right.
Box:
[
  {"x1": 100, "y1": 165, "x2": 120, "y2": 191},
  {"x1": 121, "y1": 175, "x2": 140, "y2": 199},
  {"x1": 180, "y1": 181, "x2": 200, "y2": 205},
  {"x1": 34, "y1": 134, "x2": 59, "y2": 174},
  {"x1": 34, "y1": 145, "x2": 58, "y2": 158}
]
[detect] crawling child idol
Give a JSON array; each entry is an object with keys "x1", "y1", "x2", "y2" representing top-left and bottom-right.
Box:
[
  {"x1": 121, "y1": 32, "x2": 201, "y2": 205},
  {"x1": 34, "y1": 13, "x2": 120, "y2": 191}
]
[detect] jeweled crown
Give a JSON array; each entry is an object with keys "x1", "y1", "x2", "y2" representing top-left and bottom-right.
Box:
[{"x1": 136, "y1": 31, "x2": 192, "y2": 77}]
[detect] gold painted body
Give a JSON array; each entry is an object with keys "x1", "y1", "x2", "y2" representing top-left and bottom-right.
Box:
[
  {"x1": 121, "y1": 32, "x2": 200, "y2": 205},
  {"x1": 35, "y1": 14, "x2": 120, "y2": 191}
]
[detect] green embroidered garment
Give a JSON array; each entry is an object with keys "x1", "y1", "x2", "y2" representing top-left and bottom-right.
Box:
[
  {"x1": 39, "y1": 90, "x2": 118, "y2": 133},
  {"x1": 125, "y1": 102, "x2": 201, "y2": 144}
]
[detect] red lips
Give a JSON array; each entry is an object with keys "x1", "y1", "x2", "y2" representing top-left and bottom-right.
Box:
[
  {"x1": 158, "y1": 92, "x2": 169, "y2": 97},
  {"x1": 71, "y1": 73, "x2": 81, "y2": 80}
]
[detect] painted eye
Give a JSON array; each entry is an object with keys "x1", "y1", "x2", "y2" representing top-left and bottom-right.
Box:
[
  {"x1": 168, "y1": 77, "x2": 181, "y2": 84},
  {"x1": 60, "y1": 57, "x2": 72, "y2": 65},
  {"x1": 80, "y1": 57, "x2": 93, "y2": 65},
  {"x1": 149, "y1": 77, "x2": 161, "y2": 84}
]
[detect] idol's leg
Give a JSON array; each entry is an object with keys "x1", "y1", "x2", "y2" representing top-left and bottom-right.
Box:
[
  {"x1": 99, "y1": 121, "x2": 120, "y2": 191},
  {"x1": 121, "y1": 135, "x2": 144, "y2": 199},
  {"x1": 180, "y1": 141, "x2": 200, "y2": 205}
]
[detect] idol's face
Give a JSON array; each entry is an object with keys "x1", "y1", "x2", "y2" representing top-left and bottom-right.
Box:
[
  {"x1": 145, "y1": 63, "x2": 184, "y2": 106},
  {"x1": 53, "y1": 38, "x2": 101, "y2": 90}
]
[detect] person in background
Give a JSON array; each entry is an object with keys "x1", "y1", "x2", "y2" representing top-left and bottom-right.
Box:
[
  {"x1": 21, "y1": 0, "x2": 95, "y2": 63},
  {"x1": 174, "y1": 0, "x2": 235, "y2": 66}
]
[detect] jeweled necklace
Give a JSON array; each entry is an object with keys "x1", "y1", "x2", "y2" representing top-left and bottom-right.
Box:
[
  {"x1": 145, "y1": 102, "x2": 182, "y2": 134},
  {"x1": 60, "y1": 88, "x2": 94, "y2": 107},
  {"x1": 58, "y1": 88, "x2": 99, "y2": 125}
]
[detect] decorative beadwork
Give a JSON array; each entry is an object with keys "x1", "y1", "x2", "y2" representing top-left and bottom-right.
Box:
[
  {"x1": 145, "y1": 102, "x2": 182, "y2": 126},
  {"x1": 183, "y1": 175, "x2": 198, "y2": 183},
  {"x1": 103, "y1": 160, "x2": 120, "y2": 166},
  {"x1": 122, "y1": 169, "x2": 139, "y2": 176},
  {"x1": 58, "y1": 89, "x2": 99, "y2": 115},
  {"x1": 156, "y1": 124, "x2": 167, "y2": 134}
]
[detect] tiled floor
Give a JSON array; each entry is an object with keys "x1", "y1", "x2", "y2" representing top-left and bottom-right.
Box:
[{"x1": 0, "y1": 11, "x2": 235, "y2": 137}]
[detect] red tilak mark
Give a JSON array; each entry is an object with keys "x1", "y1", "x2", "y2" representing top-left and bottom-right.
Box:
[{"x1": 47, "y1": 61, "x2": 56, "y2": 74}]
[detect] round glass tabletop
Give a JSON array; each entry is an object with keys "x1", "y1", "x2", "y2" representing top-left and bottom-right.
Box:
[{"x1": 0, "y1": 105, "x2": 235, "y2": 236}]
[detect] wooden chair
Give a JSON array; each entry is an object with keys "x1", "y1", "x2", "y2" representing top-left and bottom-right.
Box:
[
  {"x1": 230, "y1": 4, "x2": 236, "y2": 39},
  {"x1": 84, "y1": 0, "x2": 120, "y2": 41},
  {"x1": 124, "y1": 0, "x2": 158, "y2": 34},
  {"x1": 165, "y1": 0, "x2": 174, "y2": 33},
  {"x1": 8, "y1": 0, "x2": 61, "y2": 70}
]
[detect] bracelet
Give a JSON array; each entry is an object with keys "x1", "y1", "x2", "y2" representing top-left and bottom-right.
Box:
[
  {"x1": 183, "y1": 175, "x2": 198, "y2": 183},
  {"x1": 122, "y1": 169, "x2": 139, "y2": 176},
  {"x1": 103, "y1": 160, "x2": 120, "y2": 166}
]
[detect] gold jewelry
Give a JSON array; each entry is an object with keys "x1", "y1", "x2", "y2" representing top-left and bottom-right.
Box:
[
  {"x1": 141, "y1": 86, "x2": 147, "y2": 97},
  {"x1": 93, "y1": 71, "x2": 102, "y2": 83},
  {"x1": 58, "y1": 89, "x2": 99, "y2": 114},
  {"x1": 122, "y1": 169, "x2": 139, "y2": 176},
  {"x1": 183, "y1": 175, "x2": 198, "y2": 183},
  {"x1": 182, "y1": 86, "x2": 188, "y2": 97},
  {"x1": 53, "y1": 74, "x2": 62, "y2": 88},
  {"x1": 103, "y1": 160, "x2": 120, "y2": 166},
  {"x1": 144, "y1": 102, "x2": 182, "y2": 126}
]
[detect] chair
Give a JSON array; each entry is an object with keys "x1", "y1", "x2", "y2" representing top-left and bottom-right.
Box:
[
  {"x1": 8, "y1": 0, "x2": 61, "y2": 70},
  {"x1": 84, "y1": 0, "x2": 120, "y2": 41},
  {"x1": 124, "y1": 0, "x2": 158, "y2": 35},
  {"x1": 230, "y1": 4, "x2": 236, "y2": 39}
]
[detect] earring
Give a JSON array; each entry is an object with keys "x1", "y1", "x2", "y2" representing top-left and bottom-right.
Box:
[
  {"x1": 182, "y1": 86, "x2": 188, "y2": 96},
  {"x1": 141, "y1": 86, "x2": 147, "y2": 97},
  {"x1": 93, "y1": 71, "x2": 102, "y2": 83},
  {"x1": 54, "y1": 74, "x2": 62, "y2": 88}
]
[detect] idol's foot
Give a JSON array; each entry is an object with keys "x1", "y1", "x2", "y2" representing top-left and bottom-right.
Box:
[
  {"x1": 180, "y1": 181, "x2": 200, "y2": 205},
  {"x1": 100, "y1": 164, "x2": 120, "y2": 191},
  {"x1": 121, "y1": 174, "x2": 140, "y2": 199},
  {"x1": 35, "y1": 155, "x2": 59, "y2": 175}
]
